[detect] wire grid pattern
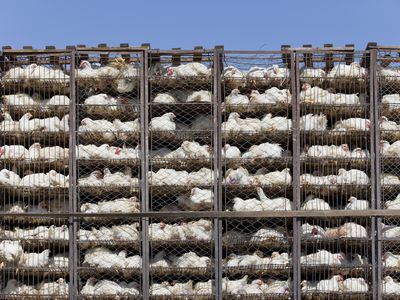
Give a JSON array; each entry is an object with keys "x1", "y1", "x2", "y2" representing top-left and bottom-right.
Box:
[
  {"x1": 0, "y1": 50, "x2": 71, "y2": 298},
  {"x1": 220, "y1": 52, "x2": 293, "y2": 299},
  {"x1": 376, "y1": 48, "x2": 400, "y2": 299},
  {"x1": 297, "y1": 50, "x2": 373, "y2": 299},
  {"x1": 147, "y1": 50, "x2": 217, "y2": 299},
  {"x1": 74, "y1": 49, "x2": 143, "y2": 299},
  {"x1": 0, "y1": 46, "x2": 398, "y2": 300}
]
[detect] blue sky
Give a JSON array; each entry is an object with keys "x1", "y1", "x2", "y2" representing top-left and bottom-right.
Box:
[{"x1": 1, "y1": 0, "x2": 398, "y2": 50}]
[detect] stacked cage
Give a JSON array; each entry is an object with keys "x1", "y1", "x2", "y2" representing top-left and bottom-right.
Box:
[
  {"x1": 75, "y1": 47, "x2": 143, "y2": 299},
  {"x1": 376, "y1": 47, "x2": 400, "y2": 299},
  {"x1": 147, "y1": 49, "x2": 216, "y2": 299},
  {"x1": 0, "y1": 48, "x2": 71, "y2": 298},
  {"x1": 297, "y1": 48, "x2": 373, "y2": 298},
  {"x1": 221, "y1": 51, "x2": 293, "y2": 298}
]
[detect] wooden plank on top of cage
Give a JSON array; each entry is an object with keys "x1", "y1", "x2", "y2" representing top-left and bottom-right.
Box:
[
  {"x1": 345, "y1": 44, "x2": 355, "y2": 65},
  {"x1": 171, "y1": 48, "x2": 181, "y2": 66},
  {"x1": 281, "y1": 45, "x2": 291, "y2": 68},
  {"x1": 324, "y1": 43, "x2": 334, "y2": 72},
  {"x1": 360, "y1": 42, "x2": 377, "y2": 67},
  {"x1": 303, "y1": 44, "x2": 313, "y2": 67},
  {"x1": 193, "y1": 46, "x2": 203, "y2": 62}
]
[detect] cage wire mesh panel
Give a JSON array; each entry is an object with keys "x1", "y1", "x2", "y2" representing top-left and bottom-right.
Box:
[
  {"x1": 297, "y1": 48, "x2": 373, "y2": 299},
  {"x1": 75, "y1": 48, "x2": 143, "y2": 299},
  {"x1": 376, "y1": 47, "x2": 400, "y2": 300},
  {"x1": 221, "y1": 51, "x2": 293, "y2": 299},
  {"x1": 0, "y1": 49, "x2": 71, "y2": 298},
  {"x1": 147, "y1": 49, "x2": 216, "y2": 299}
]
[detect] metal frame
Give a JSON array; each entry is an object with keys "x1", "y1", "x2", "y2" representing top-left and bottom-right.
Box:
[{"x1": 1, "y1": 44, "x2": 399, "y2": 300}]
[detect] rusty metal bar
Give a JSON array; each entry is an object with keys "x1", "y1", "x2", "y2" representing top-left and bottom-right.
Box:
[
  {"x1": 292, "y1": 50, "x2": 301, "y2": 300},
  {"x1": 141, "y1": 49, "x2": 150, "y2": 300},
  {"x1": 372, "y1": 48, "x2": 383, "y2": 300},
  {"x1": 68, "y1": 48, "x2": 78, "y2": 300},
  {"x1": 213, "y1": 46, "x2": 223, "y2": 300}
]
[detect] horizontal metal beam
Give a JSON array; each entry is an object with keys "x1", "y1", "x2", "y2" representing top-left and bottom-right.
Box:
[{"x1": 1, "y1": 210, "x2": 400, "y2": 218}]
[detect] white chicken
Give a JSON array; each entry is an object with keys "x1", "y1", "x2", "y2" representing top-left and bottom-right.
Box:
[
  {"x1": 382, "y1": 94, "x2": 400, "y2": 110},
  {"x1": 301, "y1": 195, "x2": 331, "y2": 210},
  {"x1": 252, "y1": 168, "x2": 292, "y2": 186},
  {"x1": 343, "y1": 278, "x2": 369, "y2": 292},
  {"x1": 0, "y1": 240, "x2": 24, "y2": 266},
  {"x1": 316, "y1": 275, "x2": 343, "y2": 292},
  {"x1": 79, "y1": 118, "x2": 115, "y2": 142},
  {"x1": 256, "y1": 187, "x2": 293, "y2": 210},
  {"x1": 0, "y1": 145, "x2": 29, "y2": 160},
  {"x1": 344, "y1": 196, "x2": 369, "y2": 210},
  {"x1": 385, "y1": 194, "x2": 400, "y2": 209},
  {"x1": 222, "y1": 144, "x2": 241, "y2": 159},
  {"x1": 300, "y1": 67, "x2": 326, "y2": 78},
  {"x1": 383, "y1": 276, "x2": 400, "y2": 295},
  {"x1": 300, "y1": 113, "x2": 328, "y2": 131},
  {"x1": 300, "y1": 250, "x2": 346, "y2": 266},
  {"x1": 381, "y1": 140, "x2": 400, "y2": 157},
  {"x1": 242, "y1": 142, "x2": 283, "y2": 159},
  {"x1": 261, "y1": 113, "x2": 292, "y2": 131},
  {"x1": 224, "y1": 167, "x2": 254, "y2": 185},
  {"x1": 81, "y1": 196, "x2": 140, "y2": 214},
  {"x1": 327, "y1": 62, "x2": 367, "y2": 78},
  {"x1": 333, "y1": 118, "x2": 371, "y2": 131},
  {"x1": 225, "y1": 89, "x2": 249, "y2": 105},
  {"x1": 177, "y1": 188, "x2": 213, "y2": 210},
  {"x1": 153, "y1": 93, "x2": 177, "y2": 103},
  {"x1": 186, "y1": 90, "x2": 212, "y2": 103},
  {"x1": 150, "y1": 112, "x2": 176, "y2": 131},
  {"x1": 223, "y1": 66, "x2": 244, "y2": 80},
  {"x1": 148, "y1": 168, "x2": 189, "y2": 186},
  {"x1": 222, "y1": 112, "x2": 261, "y2": 133},
  {"x1": 166, "y1": 62, "x2": 211, "y2": 77},
  {"x1": 300, "y1": 83, "x2": 360, "y2": 105},
  {"x1": 249, "y1": 87, "x2": 291, "y2": 105},
  {"x1": 19, "y1": 249, "x2": 50, "y2": 267},
  {"x1": 77, "y1": 60, "x2": 120, "y2": 78}
]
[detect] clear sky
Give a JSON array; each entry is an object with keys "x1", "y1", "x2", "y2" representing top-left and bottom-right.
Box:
[{"x1": 1, "y1": 0, "x2": 398, "y2": 50}]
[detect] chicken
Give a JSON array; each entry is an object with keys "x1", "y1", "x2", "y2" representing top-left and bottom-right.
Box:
[
  {"x1": 49, "y1": 254, "x2": 69, "y2": 268},
  {"x1": 232, "y1": 197, "x2": 264, "y2": 211},
  {"x1": 382, "y1": 224, "x2": 400, "y2": 239},
  {"x1": 343, "y1": 278, "x2": 369, "y2": 292},
  {"x1": 149, "y1": 222, "x2": 174, "y2": 241},
  {"x1": 333, "y1": 118, "x2": 371, "y2": 131},
  {"x1": 300, "y1": 250, "x2": 346, "y2": 266},
  {"x1": 328, "y1": 222, "x2": 368, "y2": 239},
  {"x1": 149, "y1": 112, "x2": 176, "y2": 131},
  {"x1": 4, "y1": 64, "x2": 69, "y2": 81},
  {"x1": 251, "y1": 228, "x2": 285, "y2": 242},
  {"x1": 113, "y1": 119, "x2": 140, "y2": 141},
  {"x1": 148, "y1": 169, "x2": 189, "y2": 186},
  {"x1": 300, "y1": 83, "x2": 360, "y2": 105},
  {"x1": 0, "y1": 111, "x2": 20, "y2": 132},
  {"x1": 188, "y1": 168, "x2": 214, "y2": 185},
  {"x1": 385, "y1": 194, "x2": 400, "y2": 209},
  {"x1": 226, "y1": 251, "x2": 266, "y2": 267},
  {"x1": 177, "y1": 188, "x2": 213, "y2": 210},
  {"x1": 0, "y1": 145, "x2": 29, "y2": 160},
  {"x1": 225, "y1": 89, "x2": 249, "y2": 105},
  {"x1": 43, "y1": 95, "x2": 70, "y2": 108},
  {"x1": 256, "y1": 187, "x2": 293, "y2": 210},
  {"x1": 164, "y1": 141, "x2": 211, "y2": 159},
  {"x1": 168, "y1": 281, "x2": 194, "y2": 295},
  {"x1": 19, "y1": 113, "x2": 64, "y2": 132},
  {"x1": 301, "y1": 195, "x2": 331, "y2": 210},
  {"x1": 381, "y1": 140, "x2": 400, "y2": 157},
  {"x1": 249, "y1": 87, "x2": 291, "y2": 105},
  {"x1": 102, "y1": 167, "x2": 138, "y2": 186},
  {"x1": 19, "y1": 170, "x2": 69, "y2": 188},
  {"x1": 38, "y1": 278, "x2": 68, "y2": 297},
  {"x1": 19, "y1": 249, "x2": 50, "y2": 267},
  {"x1": 194, "y1": 280, "x2": 214, "y2": 295},
  {"x1": 150, "y1": 282, "x2": 172, "y2": 296},
  {"x1": 83, "y1": 247, "x2": 128, "y2": 269},
  {"x1": 252, "y1": 168, "x2": 292, "y2": 186},
  {"x1": 0, "y1": 169, "x2": 22, "y2": 186},
  {"x1": 300, "y1": 113, "x2": 328, "y2": 131},
  {"x1": 78, "y1": 170, "x2": 103, "y2": 187},
  {"x1": 2, "y1": 93, "x2": 40, "y2": 106},
  {"x1": 380, "y1": 116, "x2": 399, "y2": 131},
  {"x1": 170, "y1": 252, "x2": 210, "y2": 268},
  {"x1": 316, "y1": 275, "x2": 343, "y2": 292},
  {"x1": 222, "y1": 276, "x2": 248, "y2": 294},
  {"x1": 81, "y1": 196, "x2": 140, "y2": 214},
  {"x1": 344, "y1": 196, "x2": 369, "y2": 210},
  {"x1": 242, "y1": 142, "x2": 283, "y2": 159},
  {"x1": 382, "y1": 94, "x2": 400, "y2": 110},
  {"x1": 2, "y1": 279, "x2": 38, "y2": 295},
  {"x1": 84, "y1": 94, "x2": 123, "y2": 114},
  {"x1": 166, "y1": 62, "x2": 211, "y2": 77},
  {"x1": 336, "y1": 168, "x2": 370, "y2": 185},
  {"x1": 261, "y1": 113, "x2": 292, "y2": 131},
  {"x1": 153, "y1": 93, "x2": 177, "y2": 103},
  {"x1": 265, "y1": 65, "x2": 290, "y2": 79},
  {"x1": 300, "y1": 68, "x2": 326, "y2": 78},
  {"x1": 0, "y1": 240, "x2": 24, "y2": 266},
  {"x1": 382, "y1": 173, "x2": 400, "y2": 185},
  {"x1": 222, "y1": 144, "x2": 241, "y2": 159},
  {"x1": 224, "y1": 167, "x2": 254, "y2": 185},
  {"x1": 383, "y1": 276, "x2": 400, "y2": 295},
  {"x1": 383, "y1": 252, "x2": 400, "y2": 268},
  {"x1": 222, "y1": 112, "x2": 261, "y2": 133},
  {"x1": 223, "y1": 66, "x2": 244, "y2": 80},
  {"x1": 303, "y1": 144, "x2": 350, "y2": 158},
  {"x1": 185, "y1": 90, "x2": 212, "y2": 103},
  {"x1": 77, "y1": 60, "x2": 120, "y2": 78},
  {"x1": 79, "y1": 118, "x2": 115, "y2": 142},
  {"x1": 327, "y1": 62, "x2": 367, "y2": 78},
  {"x1": 302, "y1": 223, "x2": 326, "y2": 239}
]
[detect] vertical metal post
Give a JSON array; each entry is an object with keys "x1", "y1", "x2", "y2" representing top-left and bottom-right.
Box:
[
  {"x1": 291, "y1": 50, "x2": 301, "y2": 300},
  {"x1": 68, "y1": 48, "x2": 78, "y2": 300},
  {"x1": 141, "y1": 49, "x2": 150, "y2": 300},
  {"x1": 371, "y1": 49, "x2": 382, "y2": 300},
  {"x1": 213, "y1": 46, "x2": 223, "y2": 300},
  {"x1": 368, "y1": 49, "x2": 378, "y2": 300}
]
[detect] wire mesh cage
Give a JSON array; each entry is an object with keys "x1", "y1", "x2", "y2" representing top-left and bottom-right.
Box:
[
  {"x1": 221, "y1": 50, "x2": 293, "y2": 214},
  {"x1": 148, "y1": 49, "x2": 215, "y2": 212},
  {"x1": 0, "y1": 48, "x2": 72, "y2": 299},
  {"x1": 74, "y1": 46, "x2": 144, "y2": 299},
  {"x1": 296, "y1": 48, "x2": 374, "y2": 299},
  {"x1": 376, "y1": 47, "x2": 400, "y2": 299}
]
